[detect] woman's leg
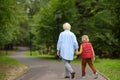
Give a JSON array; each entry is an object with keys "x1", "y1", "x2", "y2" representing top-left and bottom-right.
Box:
[
  {"x1": 65, "y1": 66, "x2": 69, "y2": 77},
  {"x1": 62, "y1": 59, "x2": 75, "y2": 78}
]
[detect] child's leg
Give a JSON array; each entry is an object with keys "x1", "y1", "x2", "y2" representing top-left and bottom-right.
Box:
[
  {"x1": 82, "y1": 58, "x2": 87, "y2": 76},
  {"x1": 87, "y1": 58, "x2": 97, "y2": 73},
  {"x1": 87, "y1": 58, "x2": 98, "y2": 79}
]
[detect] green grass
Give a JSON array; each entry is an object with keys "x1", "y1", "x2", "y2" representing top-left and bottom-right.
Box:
[
  {"x1": 0, "y1": 54, "x2": 28, "y2": 80},
  {"x1": 94, "y1": 59, "x2": 120, "y2": 80},
  {"x1": 25, "y1": 51, "x2": 57, "y2": 60},
  {"x1": 25, "y1": 51, "x2": 120, "y2": 80}
]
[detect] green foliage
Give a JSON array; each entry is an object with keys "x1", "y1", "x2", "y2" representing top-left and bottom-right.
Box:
[
  {"x1": 75, "y1": 0, "x2": 120, "y2": 58},
  {"x1": 33, "y1": 0, "x2": 79, "y2": 50},
  {"x1": 0, "y1": 0, "x2": 19, "y2": 46},
  {"x1": 0, "y1": 0, "x2": 120, "y2": 58},
  {"x1": 31, "y1": 0, "x2": 120, "y2": 58}
]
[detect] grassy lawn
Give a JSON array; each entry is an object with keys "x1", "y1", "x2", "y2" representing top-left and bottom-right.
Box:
[
  {"x1": 26, "y1": 51, "x2": 120, "y2": 80},
  {"x1": 0, "y1": 52, "x2": 28, "y2": 80},
  {"x1": 94, "y1": 58, "x2": 120, "y2": 80}
]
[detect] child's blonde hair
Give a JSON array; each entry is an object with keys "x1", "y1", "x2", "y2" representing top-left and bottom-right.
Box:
[{"x1": 81, "y1": 35, "x2": 89, "y2": 42}]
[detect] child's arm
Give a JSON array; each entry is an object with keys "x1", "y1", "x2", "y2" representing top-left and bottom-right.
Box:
[
  {"x1": 92, "y1": 47, "x2": 95, "y2": 57},
  {"x1": 76, "y1": 44, "x2": 82, "y2": 55},
  {"x1": 91, "y1": 46, "x2": 96, "y2": 61}
]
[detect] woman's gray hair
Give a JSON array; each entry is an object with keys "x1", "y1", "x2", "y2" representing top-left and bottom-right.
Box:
[{"x1": 63, "y1": 22, "x2": 71, "y2": 30}]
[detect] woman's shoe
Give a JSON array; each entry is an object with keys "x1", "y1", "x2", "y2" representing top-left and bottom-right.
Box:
[
  {"x1": 71, "y1": 72, "x2": 75, "y2": 79},
  {"x1": 64, "y1": 76, "x2": 70, "y2": 78}
]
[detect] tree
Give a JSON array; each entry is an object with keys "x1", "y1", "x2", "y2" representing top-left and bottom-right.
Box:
[
  {"x1": 33, "y1": 0, "x2": 79, "y2": 52},
  {"x1": 75, "y1": 0, "x2": 119, "y2": 58},
  {"x1": 0, "y1": 0, "x2": 19, "y2": 49},
  {"x1": 110, "y1": 0, "x2": 120, "y2": 58}
]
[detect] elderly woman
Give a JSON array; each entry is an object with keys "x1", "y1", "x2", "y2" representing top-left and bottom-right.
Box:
[{"x1": 57, "y1": 22, "x2": 78, "y2": 79}]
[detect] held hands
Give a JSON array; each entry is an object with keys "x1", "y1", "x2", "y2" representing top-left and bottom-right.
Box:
[
  {"x1": 75, "y1": 51, "x2": 79, "y2": 55},
  {"x1": 75, "y1": 50, "x2": 80, "y2": 55}
]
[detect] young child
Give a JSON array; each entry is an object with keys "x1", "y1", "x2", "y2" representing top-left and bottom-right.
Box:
[{"x1": 76, "y1": 35, "x2": 98, "y2": 79}]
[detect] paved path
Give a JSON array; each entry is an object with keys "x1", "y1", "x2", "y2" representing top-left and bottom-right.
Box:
[{"x1": 10, "y1": 50, "x2": 108, "y2": 80}]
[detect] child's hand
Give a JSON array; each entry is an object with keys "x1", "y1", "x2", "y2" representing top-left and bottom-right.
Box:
[{"x1": 75, "y1": 51, "x2": 79, "y2": 55}]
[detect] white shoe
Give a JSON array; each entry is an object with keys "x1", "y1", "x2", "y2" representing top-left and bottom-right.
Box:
[
  {"x1": 80, "y1": 76, "x2": 86, "y2": 79},
  {"x1": 94, "y1": 72, "x2": 98, "y2": 79}
]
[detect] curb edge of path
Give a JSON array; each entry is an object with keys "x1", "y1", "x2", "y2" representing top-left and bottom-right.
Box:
[
  {"x1": 98, "y1": 71, "x2": 110, "y2": 80},
  {"x1": 14, "y1": 65, "x2": 30, "y2": 80}
]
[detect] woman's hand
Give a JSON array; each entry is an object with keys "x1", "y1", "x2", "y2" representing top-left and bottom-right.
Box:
[
  {"x1": 57, "y1": 50, "x2": 60, "y2": 56},
  {"x1": 75, "y1": 50, "x2": 80, "y2": 55}
]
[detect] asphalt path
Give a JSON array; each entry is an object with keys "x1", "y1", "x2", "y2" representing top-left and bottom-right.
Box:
[{"x1": 10, "y1": 49, "x2": 108, "y2": 80}]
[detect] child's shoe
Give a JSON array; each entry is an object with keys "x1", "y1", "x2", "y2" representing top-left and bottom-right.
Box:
[
  {"x1": 94, "y1": 72, "x2": 98, "y2": 79},
  {"x1": 80, "y1": 76, "x2": 86, "y2": 79}
]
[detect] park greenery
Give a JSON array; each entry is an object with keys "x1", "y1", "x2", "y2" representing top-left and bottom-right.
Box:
[
  {"x1": 0, "y1": 0, "x2": 120, "y2": 58},
  {"x1": 0, "y1": 1, "x2": 120, "y2": 80}
]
